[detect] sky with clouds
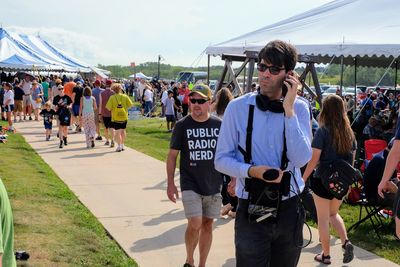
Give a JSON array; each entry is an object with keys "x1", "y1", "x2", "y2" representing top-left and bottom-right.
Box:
[{"x1": 1, "y1": 0, "x2": 331, "y2": 67}]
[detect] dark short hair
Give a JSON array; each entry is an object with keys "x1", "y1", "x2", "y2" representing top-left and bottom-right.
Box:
[{"x1": 258, "y1": 40, "x2": 298, "y2": 71}]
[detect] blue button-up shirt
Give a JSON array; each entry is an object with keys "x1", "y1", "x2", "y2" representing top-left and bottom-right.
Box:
[{"x1": 214, "y1": 92, "x2": 312, "y2": 199}]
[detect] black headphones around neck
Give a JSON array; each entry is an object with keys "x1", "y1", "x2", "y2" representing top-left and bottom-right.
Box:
[{"x1": 255, "y1": 94, "x2": 285, "y2": 113}]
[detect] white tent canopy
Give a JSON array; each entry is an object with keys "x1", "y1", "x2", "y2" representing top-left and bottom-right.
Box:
[
  {"x1": 206, "y1": 0, "x2": 400, "y2": 67},
  {"x1": 129, "y1": 72, "x2": 150, "y2": 79}
]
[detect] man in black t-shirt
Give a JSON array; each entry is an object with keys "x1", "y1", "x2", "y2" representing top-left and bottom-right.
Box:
[
  {"x1": 166, "y1": 84, "x2": 222, "y2": 267},
  {"x1": 13, "y1": 84, "x2": 24, "y2": 122},
  {"x1": 71, "y1": 81, "x2": 83, "y2": 132},
  {"x1": 53, "y1": 86, "x2": 72, "y2": 148}
]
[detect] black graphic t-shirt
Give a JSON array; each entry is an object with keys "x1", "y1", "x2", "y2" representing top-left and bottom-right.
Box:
[
  {"x1": 170, "y1": 115, "x2": 222, "y2": 195},
  {"x1": 40, "y1": 109, "x2": 56, "y2": 125},
  {"x1": 53, "y1": 95, "x2": 72, "y2": 111}
]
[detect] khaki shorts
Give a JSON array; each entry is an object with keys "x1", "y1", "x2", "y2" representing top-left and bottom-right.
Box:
[
  {"x1": 23, "y1": 95, "x2": 32, "y2": 106},
  {"x1": 14, "y1": 100, "x2": 23, "y2": 112},
  {"x1": 182, "y1": 190, "x2": 222, "y2": 219}
]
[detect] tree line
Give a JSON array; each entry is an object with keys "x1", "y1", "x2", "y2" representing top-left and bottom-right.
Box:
[{"x1": 99, "y1": 62, "x2": 399, "y2": 87}]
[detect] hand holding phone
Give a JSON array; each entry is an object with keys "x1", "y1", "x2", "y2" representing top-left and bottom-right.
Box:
[{"x1": 282, "y1": 71, "x2": 300, "y2": 117}]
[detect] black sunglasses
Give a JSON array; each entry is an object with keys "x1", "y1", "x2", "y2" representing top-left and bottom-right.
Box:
[
  {"x1": 257, "y1": 63, "x2": 285, "y2": 75},
  {"x1": 189, "y1": 98, "x2": 207, "y2": 104}
]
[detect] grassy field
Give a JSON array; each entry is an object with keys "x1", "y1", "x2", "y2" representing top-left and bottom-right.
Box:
[
  {"x1": 124, "y1": 117, "x2": 400, "y2": 265},
  {"x1": 0, "y1": 121, "x2": 137, "y2": 267}
]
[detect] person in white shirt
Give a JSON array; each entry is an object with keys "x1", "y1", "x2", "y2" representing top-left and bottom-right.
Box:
[
  {"x1": 2, "y1": 82, "x2": 15, "y2": 130},
  {"x1": 143, "y1": 86, "x2": 153, "y2": 116},
  {"x1": 20, "y1": 75, "x2": 32, "y2": 120},
  {"x1": 161, "y1": 85, "x2": 169, "y2": 117}
]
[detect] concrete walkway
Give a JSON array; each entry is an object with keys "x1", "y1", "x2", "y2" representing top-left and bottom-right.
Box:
[{"x1": 16, "y1": 121, "x2": 399, "y2": 267}]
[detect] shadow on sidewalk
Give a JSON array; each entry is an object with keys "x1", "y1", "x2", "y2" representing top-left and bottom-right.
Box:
[
  {"x1": 131, "y1": 223, "x2": 187, "y2": 252},
  {"x1": 143, "y1": 209, "x2": 184, "y2": 226}
]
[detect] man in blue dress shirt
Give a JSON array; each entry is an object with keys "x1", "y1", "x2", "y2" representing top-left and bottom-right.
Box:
[{"x1": 215, "y1": 40, "x2": 312, "y2": 267}]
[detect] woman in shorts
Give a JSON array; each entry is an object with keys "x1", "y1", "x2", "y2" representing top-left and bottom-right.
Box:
[
  {"x1": 105, "y1": 83, "x2": 133, "y2": 152},
  {"x1": 302, "y1": 95, "x2": 356, "y2": 264}
]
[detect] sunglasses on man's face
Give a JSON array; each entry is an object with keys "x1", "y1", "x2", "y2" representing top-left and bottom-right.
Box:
[
  {"x1": 257, "y1": 63, "x2": 285, "y2": 75},
  {"x1": 189, "y1": 98, "x2": 207, "y2": 104}
]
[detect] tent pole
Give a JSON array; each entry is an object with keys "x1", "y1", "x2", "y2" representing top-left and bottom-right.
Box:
[
  {"x1": 354, "y1": 57, "x2": 357, "y2": 116},
  {"x1": 246, "y1": 59, "x2": 255, "y2": 93},
  {"x1": 217, "y1": 59, "x2": 229, "y2": 92},
  {"x1": 395, "y1": 60, "x2": 398, "y2": 97},
  {"x1": 207, "y1": 54, "x2": 210, "y2": 84},
  {"x1": 243, "y1": 65, "x2": 246, "y2": 90},
  {"x1": 340, "y1": 55, "x2": 344, "y2": 95}
]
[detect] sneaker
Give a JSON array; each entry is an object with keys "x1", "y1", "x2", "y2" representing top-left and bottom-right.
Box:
[
  {"x1": 342, "y1": 240, "x2": 354, "y2": 264},
  {"x1": 91, "y1": 140, "x2": 95, "y2": 148},
  {"x1": 104, "y1": 140, "x2": 110, "y2": 146},
  {"x1": 110, "y1": 141, "x2": 115, "y2": 148},
  {"x1": 95, "y1": 136, "x2": 102, "y2": 141},
  {"x1": 116, "y1": 147, "x2": 122, "y2": 152}
]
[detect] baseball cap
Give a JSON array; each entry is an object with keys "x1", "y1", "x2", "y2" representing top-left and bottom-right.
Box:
[
  {"x1": 189, "y1": 84, "x2": 212, "y2": 100},
  {"x1": 106, "y1": 79, "x2": 112, "y2": 86},
  {"x1": 94, "y1": 80, "x2": 101, "y2": 86},
  {"x1": 56, "y1": 79, "x2": 62, "y2": 84}
]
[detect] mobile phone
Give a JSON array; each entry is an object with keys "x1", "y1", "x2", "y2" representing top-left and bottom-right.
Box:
[{"x1": 282, "y1": 71, "x2": 293, "y2": 97}]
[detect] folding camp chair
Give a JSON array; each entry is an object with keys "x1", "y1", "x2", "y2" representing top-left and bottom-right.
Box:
[{"x1": 348, "y1": 139, "x2": 392, "y2": 238}]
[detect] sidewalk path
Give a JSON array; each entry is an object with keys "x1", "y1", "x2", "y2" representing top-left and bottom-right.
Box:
[{"x1": 16, "y1": 121, "x2": 399, "y2": 267}]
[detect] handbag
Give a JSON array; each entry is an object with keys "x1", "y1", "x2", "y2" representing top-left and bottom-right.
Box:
[{"x1": 319, "y1": 159, "x2": 357, "y2": 199}]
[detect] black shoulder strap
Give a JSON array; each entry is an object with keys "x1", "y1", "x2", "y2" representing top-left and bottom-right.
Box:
[{"x1": 245, "y1": 105, "x2": 255, "y2": 164}]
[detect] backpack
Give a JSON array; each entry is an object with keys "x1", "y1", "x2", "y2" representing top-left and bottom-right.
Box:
[{"x1": 113, "y1": 95, "x2": 127, "y2": 122}]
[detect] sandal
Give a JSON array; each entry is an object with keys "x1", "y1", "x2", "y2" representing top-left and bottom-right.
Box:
[
  {"x1": 342, "y1": 239, "x2": 354, "y2": 264},
  {"x1": 314, "y1": 253, "x2": 331, "y2": 265}
]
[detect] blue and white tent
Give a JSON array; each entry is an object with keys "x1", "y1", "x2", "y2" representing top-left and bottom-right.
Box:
[
  {"x1": 10, "y1": 32, "x2": 91, "y2": 72},
  {"x1": 0, "y1": 28, "x2": 108, "y2": 76},
  {"x1": 0, "y1": 28, "x2": 53, "y2": 70}
]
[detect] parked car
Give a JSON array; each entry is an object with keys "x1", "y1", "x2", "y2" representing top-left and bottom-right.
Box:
[
  {"x1": 343, "y1": 87, "x2": 366, "y2": 101},
  {"x1": 322, "y1": 86, "x2": 340, "y2": 97}
]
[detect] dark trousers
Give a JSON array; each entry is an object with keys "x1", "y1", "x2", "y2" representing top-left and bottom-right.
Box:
[
  {"x1": 182, "y1": 103, "x2": 189, "y2": 117},
  {"x1": 235, "y1": 197, "x2": 303, "y2": 267}
]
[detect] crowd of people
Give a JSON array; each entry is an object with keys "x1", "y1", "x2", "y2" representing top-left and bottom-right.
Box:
[
  {"x1": 1, "y1": 40, "x2": 400, "y2": 267},
  {"x1": 165, "y1": 40, "x2": 400, "y2": 267},
  {"x1": 0, "y1": 74, "x2": 133, "y2": 152}
]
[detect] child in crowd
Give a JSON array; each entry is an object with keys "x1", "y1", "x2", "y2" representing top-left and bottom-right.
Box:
[
  {"x1": 39, "y1": 102, "x2": 56, "y2": 141},
  {"x1": 162, "y1": 90, "x2": 179, "y2": 132}
]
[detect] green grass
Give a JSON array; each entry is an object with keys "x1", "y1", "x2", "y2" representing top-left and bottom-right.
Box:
[
  {"x1": 125, "y1": 117, "x2": 172, "y2": 163},
  {"x1": 123, "y1": 118, "x2": 400, "y2": 265},
  {"x1": 0, "y1": 121, "x2": 137, "y2": 267}
]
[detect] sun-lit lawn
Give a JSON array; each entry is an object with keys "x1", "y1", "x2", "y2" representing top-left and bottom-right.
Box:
[
  {"x1": 0, "y1": 121, "x2": 137, "y2": 267},
  {"x1": 124, "y1": 116, "x2": 400, "y2": 265}
]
